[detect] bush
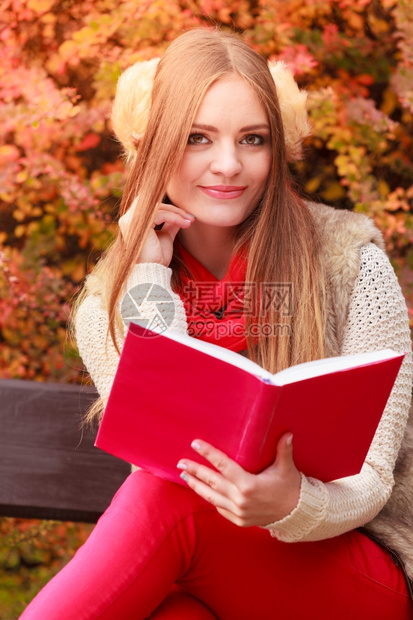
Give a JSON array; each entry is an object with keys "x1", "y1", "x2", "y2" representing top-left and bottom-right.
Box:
[{"x1": 1, "y1": 0, "x2": 412, "y2": 382}]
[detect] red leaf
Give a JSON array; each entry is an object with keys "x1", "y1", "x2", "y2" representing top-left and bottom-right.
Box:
[{"x1": 75, "y1": 133, "x2": 101, "y2": 152}]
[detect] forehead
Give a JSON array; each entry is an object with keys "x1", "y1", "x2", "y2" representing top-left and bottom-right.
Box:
[{"x1": 194, "y1": 75, "x2": 268, "y2": 125}]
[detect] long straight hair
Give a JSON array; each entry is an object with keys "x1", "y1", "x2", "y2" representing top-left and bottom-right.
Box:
[{"x1": 73, "y1": 29, "x2": 326, "y2": 419}]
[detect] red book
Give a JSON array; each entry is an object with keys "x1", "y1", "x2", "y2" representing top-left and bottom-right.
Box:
[{"x1": 95, "y1": 323, "x2": 404, "y2": 484}]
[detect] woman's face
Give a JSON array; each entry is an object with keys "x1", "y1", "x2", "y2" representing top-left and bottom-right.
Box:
[{"x1": 166, "y1": 75, "x2": 272, "y2": 231}]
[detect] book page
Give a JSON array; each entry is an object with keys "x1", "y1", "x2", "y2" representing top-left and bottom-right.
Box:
[
  {"x1": 136, "y1": 328, "x2": 401, "y2": 387},
  {"x1": 158, "y1": 330, "x2": 273, "y2": 380},
  {"x1": 271, "y1": 349, "x2": 401, "y2": 386}
]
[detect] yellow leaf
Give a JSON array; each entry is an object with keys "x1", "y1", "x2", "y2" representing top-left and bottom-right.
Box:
[
  {"x1": 59, "y1": 40, "x2": 78, "y2": 59},
  {"x1": 381, "y1": 88, "x2": 398, "y2": 117},
  {"x1": 27, "y1": 221, "x2": 40, "y2": 234},
  {"x1": 40, "y1": 12, "x2": 56, "y2": 23},
  {"x1": 305, "y1": 176, "x2": 321, "y2": 193},
  {"x1": 62, "y1": 258, "x2": 85, "y2": 281},
  {"x1": 73, "y1": 26, "x2": 99, "y2": 45},
  {"x1": 33, "y1": 334, "x2": 48, "y2": 349},
  {"x1": 16, "y1": 170, "x2": 28, "y2": 183},
  {"x1": 0, "y1": 145, "x2": 20, "y2": 165},
  {"x1": 368, "y1": 15, "x2": 390, "y2": 34},
  {"x1": 55, "y1": 234, "x2": 66, "y2": 252},
  {"x1": 13, "y1": 209, "x2": 25, "y2": 222},
  {"x1": 72, "y1": 262, "x2": 86, "y2": 282},
  {"x1": 379, "y1": 179, "x2": 390, "y2": 198},
  {"x1": 347, "y1": 11, "x2": 364, "y2": 30},
  {"x1": 68, "y1": 106, "x2": 81, "y2": 118},
  {"x1": 15, "y1": 225, "x2": 26, "y2": 238},
  {"x1": 321, "y1": 182, "x2": 345, "y2": 202},
  {"x1": 27, "y1": 0, "x2": 55, "y2": 14}
]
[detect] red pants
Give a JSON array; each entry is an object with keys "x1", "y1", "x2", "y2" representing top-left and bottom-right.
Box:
[{"x1": 21, "y1": 470, "x2": 411, "y2": 619}]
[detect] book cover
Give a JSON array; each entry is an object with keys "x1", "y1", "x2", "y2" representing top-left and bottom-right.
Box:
[{"x1": 95, "y1": 323, "x2": 404, "y2": 484}]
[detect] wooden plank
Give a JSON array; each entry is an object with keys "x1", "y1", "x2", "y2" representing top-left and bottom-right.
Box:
[{"x1": 0, "y1": 379, "x2": 130, "y2": 522}]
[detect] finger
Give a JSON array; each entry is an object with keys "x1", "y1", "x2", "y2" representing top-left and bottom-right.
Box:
[
  {"x1": 177, "y1": 458, "x2": 231, "y2": 495},
  {"x1": 158, "y1": 202, "x2": 195, "y2": 220},
  {"x1": 157, "y1": 217, "x2": 191, "y2": 247},
  {"x1": 120, "y1": 200, "x2": 194, "y2": 238},
  {"x1": 157, "y1": 224, "x2": 181, "y2": 244},
  {"x1": 215, "y1": 506, "x2": 247, "y2": 526},
  {"x1": 273, "y1": 433, "x2": 295, "y2": 472},
  {"x1": 155, "y1": 203, "x2": 195, "y2": 225},
  {"x1": 153, "y1": 210, "x2": 194, "y2": 230},
  {"x1": 178, "y1": 468, "x2": 252, "y2": 527},
  {"x1": 190, "y1": 439, "x2": 248, "y2": 484},
  {"x1": 178, "y1": 468, "x2": 235, "y2": 514}
]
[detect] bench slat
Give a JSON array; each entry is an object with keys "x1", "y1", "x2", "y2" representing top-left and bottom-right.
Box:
[{"x1": 0, "y1": 379, "x2": 130, "y2": 522}]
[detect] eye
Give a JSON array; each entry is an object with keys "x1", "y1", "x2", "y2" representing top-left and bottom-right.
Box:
[
  {"x1": 188, "y1": 133, "x2": 209, "y2": 145},
  {"x1": 241, "y1": 134, "x2": 265, "y2": 146}
]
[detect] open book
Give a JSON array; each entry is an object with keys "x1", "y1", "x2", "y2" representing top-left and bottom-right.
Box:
[{"x1": 95, "y1": 323, "x2": 404, "y2": 483}]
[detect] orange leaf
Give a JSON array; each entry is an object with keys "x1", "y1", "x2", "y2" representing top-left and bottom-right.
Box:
[
  {"x1": 27, "y1": 0, "x2": 55, "y2": 13},
  {"x1": 0, "y1": 145, "x2": 20, "y2": 166},
  {"x1": 357, "y1": 74, "x2": 375, "y2": 86}
]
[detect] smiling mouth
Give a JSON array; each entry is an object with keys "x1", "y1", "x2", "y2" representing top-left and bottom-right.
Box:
[{"x1": 198, "y1": 185, "x2": 247, "y2": 199}]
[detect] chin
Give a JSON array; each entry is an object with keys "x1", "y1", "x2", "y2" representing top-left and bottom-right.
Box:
[
  {"x1": 199, "y1": 218, "x2": 245, "y2": 229},
  {"x1": 196, "y1": 210, "x2": 252, "y2": 227}
]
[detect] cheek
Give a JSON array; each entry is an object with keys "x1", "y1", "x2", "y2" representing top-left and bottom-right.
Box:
[
  {"x1": 252, "y1": 155, "x2": 271, "y2": 191},
  {"x1": 249, "y1": 145, "x2": 271, "y2": 174},
  {"x1": 166, "y1": 171, "x2": 185, "y2": 205},
  {"x1": 166, "y1": 159, "x2": 196, "y2": 198},
  {"x1": 166, "y1": 176, "x2": 178, "y2": 201},
  {"x1": 262, "y1": 153, "x2": 272, "y2": 181}
]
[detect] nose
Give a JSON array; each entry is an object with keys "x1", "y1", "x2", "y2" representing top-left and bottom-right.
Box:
[{"x1": 209, "y1": 142, "x2": 242, "y2": 177}]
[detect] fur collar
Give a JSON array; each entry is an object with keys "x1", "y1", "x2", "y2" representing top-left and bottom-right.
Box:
[{"x1": 308, "y1": 201, "x2": 384, "y2": 354}]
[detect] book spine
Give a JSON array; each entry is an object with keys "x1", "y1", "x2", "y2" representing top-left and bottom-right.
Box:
[{"x1": 235, "y1": 381, "x2": 281, "y2": 474}]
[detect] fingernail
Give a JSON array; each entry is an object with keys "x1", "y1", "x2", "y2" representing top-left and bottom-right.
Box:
[
  {"x1": 177, "y1": 461, "x2": 187, "y2": 470},
  {"x1": 286, "y1": 434, "x2": 293, "y2": 446},
  {"x1": 184, "y1": 219, "x2": 193, "y2": 224},
  {"x1": 187, "y1": 213, "x2": 195, "y2": 219},
  {"x1": 191, "y1": 440, "x2": 201, "y2": 451},
  {"x1": 180, "y1": 472, "x2": 189, "y2": 482}
]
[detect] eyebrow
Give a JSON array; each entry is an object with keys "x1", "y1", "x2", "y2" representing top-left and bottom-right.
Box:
[{"x1": 191, "y1": 123, "x2": 270, "y2": 132}]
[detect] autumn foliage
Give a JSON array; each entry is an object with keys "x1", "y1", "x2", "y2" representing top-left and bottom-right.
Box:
[
  {"x1": 0, "y1": 518, "x2": 94, "y2": 616},
  {"x1": 1, "y1": 0, "x2": 413, "y2": 382}
]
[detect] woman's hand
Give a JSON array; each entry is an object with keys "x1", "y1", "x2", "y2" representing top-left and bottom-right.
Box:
[
  {"x1": 177, "y1": 433, "x2": 302, "y2": 527},
  {"x1": 119, "y1": 199, "x2": 195, "y2": 266}
]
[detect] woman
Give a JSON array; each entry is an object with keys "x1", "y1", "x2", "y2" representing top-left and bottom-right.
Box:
[{"x1": 21, "y1": 28, "x2": 413, "y2": 619}]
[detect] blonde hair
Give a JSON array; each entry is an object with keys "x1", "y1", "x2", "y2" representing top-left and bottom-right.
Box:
[{"x1": 73, "y1": 29, "x2": 325, "y2": 421}]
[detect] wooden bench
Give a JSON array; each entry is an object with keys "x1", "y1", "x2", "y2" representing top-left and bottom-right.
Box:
[
  {"x1": 0, "y1": 379, "x2": 130, "y2": 522},
  {"x1": 0, "y1": 380, "x2": 221, "y2": 617}
]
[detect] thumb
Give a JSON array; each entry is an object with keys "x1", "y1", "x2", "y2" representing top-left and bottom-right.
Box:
[
  {"x1": 160, "y1": 222, "x2": 181, "y2": 242},
  {"x1": 273, "y1": 433, "x2": 295, "y2": 471}
]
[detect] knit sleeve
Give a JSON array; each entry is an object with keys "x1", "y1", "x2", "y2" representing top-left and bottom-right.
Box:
[
  {"x1": 265, "y1": 242, "x2": 413, "y2": 542},
  {"x1": 75, "y1": 263, "x2": 188, "y2": 402}
]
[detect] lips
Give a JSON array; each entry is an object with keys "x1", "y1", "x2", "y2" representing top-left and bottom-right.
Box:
[{"x1": 198, "y1": 185, "x2": 247, "y2": 200}]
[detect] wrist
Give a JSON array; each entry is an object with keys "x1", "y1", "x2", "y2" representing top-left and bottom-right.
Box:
[{"x1": 126, "y1": 263, "x2": 173, "y2": 291}]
